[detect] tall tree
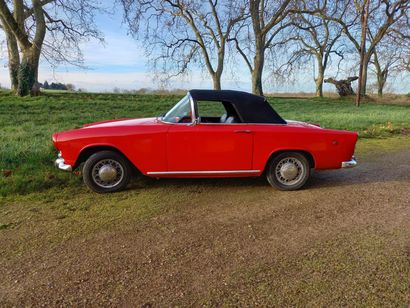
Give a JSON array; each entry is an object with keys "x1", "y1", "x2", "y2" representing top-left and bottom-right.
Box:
[
  {"x1": 320, "y1": 0, "x2": 410, "y2": 103},
  {"x1": 378, "y1": 14, "x2": 410, "y2": 89},
  {"x1": 288, "y1": 0, "x2": 347, "y2": 97},
  {"x1": 121, "y1": 0, "x2": 246, "y2": 90},
  {"x1": 1, "y1": 15, "x2": 20, "y2": 91},
  {"x1": 0, "y1": 0, "x2": 47, "y2": 96},
  {"x1": 370, "y1": 41, "x2": 404, "y2": 96},
  {"x1": 229, "y1": 0, "x2": 296, "y2": 95},
  {"x1": 0, "y1": 0, "x2": 102, "y2": 96},
  {"x1": 355, "y1": 0, "x2": 370, "y2": 106}
]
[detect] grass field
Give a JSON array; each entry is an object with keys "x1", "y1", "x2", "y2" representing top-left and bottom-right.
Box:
[{"x1": 1, "y1": 91, "x2": 409, "y2": 197}]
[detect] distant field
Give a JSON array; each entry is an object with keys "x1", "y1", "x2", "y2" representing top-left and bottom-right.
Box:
[{"x1": 0, "y1": 91, "x2": 409, "y2": 196}]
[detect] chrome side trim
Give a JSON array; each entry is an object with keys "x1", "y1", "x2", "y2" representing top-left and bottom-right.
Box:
[
  {"x1": 194, "y1": 122, "x2": 286, "y2": 126},
  {"x1": 147, "y1": 170, "x2": 261, "y2": 175},
  {"x1": 55, "y1": 157, "x2": 73, "y2": 172},
  {"x1": 341, "y1": 157, "x2": 357, "y2": 168},
  {"x1": 158, "y1": 118, "x2": 193, "y2": 126}
]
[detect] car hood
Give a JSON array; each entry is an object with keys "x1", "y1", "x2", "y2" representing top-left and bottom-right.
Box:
[{"x1": 82, "y1": 117, "x2": 158, "y2": 129}]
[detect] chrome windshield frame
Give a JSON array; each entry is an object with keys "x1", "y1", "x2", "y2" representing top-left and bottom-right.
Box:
[{"x1": 159, "y1": 92, "x2": 197, "y2": 126}]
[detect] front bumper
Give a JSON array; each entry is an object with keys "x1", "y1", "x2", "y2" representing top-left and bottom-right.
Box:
[
  {"x1": 341, "y1": 156, "x2": 357, "y2": 168},
  {"x1": 55, "y1": 152, "x2": 72, "y2": 172}
]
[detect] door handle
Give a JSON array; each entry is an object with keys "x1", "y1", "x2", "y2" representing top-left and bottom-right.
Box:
[{"x1": 234, "y1": 130, "x2": 252, "y2": 134}]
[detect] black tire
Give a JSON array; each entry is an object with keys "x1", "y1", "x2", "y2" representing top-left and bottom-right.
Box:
[
  {"x1": 83, "y1": 150, "x2": 131, "y2": 193},
  {"x1": 266, "y1": 152, "x2": 311, "y2": 191}
]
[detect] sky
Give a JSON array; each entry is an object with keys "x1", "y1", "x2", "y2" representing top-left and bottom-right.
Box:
[{"x1": 0, "y1": 2, "x2": 409, "y2": 94}]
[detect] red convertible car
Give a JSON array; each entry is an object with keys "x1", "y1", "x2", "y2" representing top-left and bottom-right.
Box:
[{"x1": 53, "y1": 90, "x2": 358, "y2": 193}]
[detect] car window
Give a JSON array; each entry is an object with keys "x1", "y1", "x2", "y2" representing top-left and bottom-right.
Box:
[
  {"x1": 197, "y1": 100, "x2": 241, "y2": 124},
  {"x1": 162, "y1": 95, "x2": 192, "y2": 123},
  {"x1": 197, "y1": 100, "x2": 227, "y2": 117}
]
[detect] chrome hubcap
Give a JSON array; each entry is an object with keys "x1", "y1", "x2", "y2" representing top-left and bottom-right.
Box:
[
  {"x1": 275, "y1": 157, "x2": 305, "y2": 185},
  {"x1": 98, "y1": 165, "x2": 118, "y2": 182},
  {"x1": 92, "y1": 159, "x2": 124, "y2": 188},
  {"x1": 280, "y1": 162, "x2": 299, "y2": 180}
]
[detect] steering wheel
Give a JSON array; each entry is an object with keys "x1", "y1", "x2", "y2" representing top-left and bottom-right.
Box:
[
  {"x1": 177, "y1": 110, "x2": 193, "y2": 123},
  {"x1": 179, "y1": 116, "x2": 192, "y2": 123}
]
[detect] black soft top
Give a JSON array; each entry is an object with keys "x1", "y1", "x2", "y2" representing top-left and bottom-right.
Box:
[{"x1": 189, "y1": 89, "x2": 286, "y2": 124}]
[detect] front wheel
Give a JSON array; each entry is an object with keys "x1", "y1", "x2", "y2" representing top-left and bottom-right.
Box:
[
  {"x1": 266, "y1": 152, "x2": 311, "y2": 191},
  {"x1": 83, "y1": 151, "x2": 131, "y2": 193}
]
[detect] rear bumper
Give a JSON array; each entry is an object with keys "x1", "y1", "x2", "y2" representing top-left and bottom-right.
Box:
[
  {"x1": 341, "y1": 156, "x2": 357, "y2": 168},
  {"x1": 54, "y1": 152, "x2": 72, "y2": 172}
]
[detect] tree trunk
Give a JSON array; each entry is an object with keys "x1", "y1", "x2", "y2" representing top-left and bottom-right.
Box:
[
  {"x1": 211, "y1": 47, "x2": 224, "y2": 91},
  {"x1": 377, "y1": 70, "x2": 387, "y2": 97},
  {"x1": 17, "y1": 51, "x2": 40, "y2": 96},
  {"x1": 252, "y1": 69, "x2": 263, "y2": 96},
  {"x1": 324, "y1": 77, "x2": 358, "y2": 97},
  {"x1": 377, "y1": 68, "x2": 388, "y2": 97},
  {"x1": 360, "y1": 53, "x2": 371, "y2": 96},
  {"x1": 315, "y1": 80, "x2": 323, "y2": 97},
  {"x1": 378, "y1": 83, "x2": 383, "y2": 97},
  {"x1": 376, "y1": 67, "x2": 386, "y2": 97},
  {"x1": 373, "y1": 51, "x2": 387, "y2": 97},
  {"x1": 315, "y1": 62, "x2": 325, "y2": 97},
  {"x1": 0, "y1": 14, "x2": 20, "y2": 92},
  {"x1": 212, "y1": 73, "x2": 222, "y2": 90},
  {"x1": 252, "y1": 43, "x2": 264, "y2": 96},
  {"x1": 356, "y1": 0, "x2": 370, "y2": 107},
  {"x1": 6, "y1": 32, "x2": 19, "y2": 92}
]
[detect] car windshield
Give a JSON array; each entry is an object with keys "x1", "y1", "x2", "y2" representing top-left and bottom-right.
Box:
[{"x1": 162, "y1": 95, "x2": 192, "y2": 123}]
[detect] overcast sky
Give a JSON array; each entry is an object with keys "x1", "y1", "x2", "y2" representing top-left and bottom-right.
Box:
[{"x1": 0, "y1": 1, "x2": 409, "y2": 93}]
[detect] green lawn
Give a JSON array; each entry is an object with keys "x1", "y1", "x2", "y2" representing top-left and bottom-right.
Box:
[{"x1": 0, "y1": 91, "x2": 409, "y2": 197}]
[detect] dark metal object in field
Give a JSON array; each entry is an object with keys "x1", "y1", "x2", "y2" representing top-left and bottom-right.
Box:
[
  {"x1": 1, "y1": 170, "x2": 13, "y2": 177},
  {"x1": 325, "y1": 77, "x2": 359, "y2": 97}
]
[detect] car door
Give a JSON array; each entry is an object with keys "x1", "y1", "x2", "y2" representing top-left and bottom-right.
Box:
[{"x1": 166, "y1": 123, "x2": 253, "y2": 171}]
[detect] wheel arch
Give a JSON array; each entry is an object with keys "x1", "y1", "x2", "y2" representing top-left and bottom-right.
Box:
[
  {"x1": 264, "y1": 149, "x2": 315, "y2": 174},
  {"x1": 75, "y1": 145, "x2": 141, "y2": 174}
]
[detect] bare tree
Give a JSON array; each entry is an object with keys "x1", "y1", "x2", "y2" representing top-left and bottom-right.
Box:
[
  {"x1": 0, "y1": 0, "x2": 102, "y2": 96},
  {"x1": 375, "y1": 14, "x2": 410, "y2": 91},
  {"x1": 0, "y1": 0, "x2": 47, "y2": 96},
  {"x1": 403, "y1": 57, "x2": 410, "y2": 71},
  {"x1": 320, "y1": 0, "x2": 410, "y2": 104},
  {"x1": 288, "y1": 0, "x2": 348, "y2": 97},
  {"x1": 40, "y1": 1, "x2": 103, "y2": 68},
  {"x1": 399, "y1": 45, "x2": 410, "y2": 73},
  {"x1": 121, "y1": 0, "x2": 246, "y2": 90},
  {"x1": 370, "y1": 41, "x2": 405, "y2": 96},
  {"x1": 228, "y1": 0, "x2": 299, "y2": 95},
  {"x1": 372, "y1": 49, "x2": 390, "y2": 96}
]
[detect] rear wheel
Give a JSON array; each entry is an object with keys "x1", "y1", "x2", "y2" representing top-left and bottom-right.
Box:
[
  {"x1": 83, "y1": 151, "x2": 131, "y2": 193},
  {"x1": 266, "y1": 152, "x2": 310, "y2": 191}
]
